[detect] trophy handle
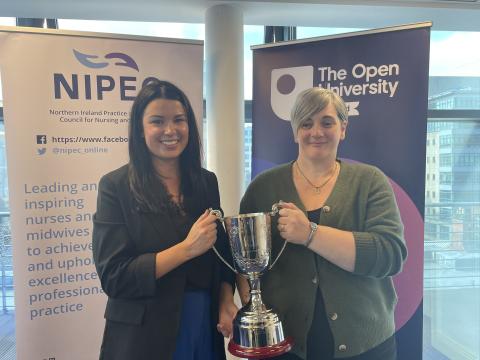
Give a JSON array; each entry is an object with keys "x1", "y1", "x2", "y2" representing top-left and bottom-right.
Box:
[
  {"x1": 269, "y1": 239, "x2": 288, "y2": 270},
  {"x1": 210, "y1": 209, "x2": 238, "y2": 274},
  {"x1": 269, "y1": 201, "x2": 288, "y2": 270},
  {"x1": 269, "y1": 202, "x2": 281, "y2": 216}
]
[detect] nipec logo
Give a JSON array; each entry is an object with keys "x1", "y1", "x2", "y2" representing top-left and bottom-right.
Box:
[
  {"x1": 73, "y1": 49, "x2": 139, "y2": 72},
  {"x1": 271, "y1": 66, "x2": 313, "y2": 121},
  {"x1": 54, "y1": 50, "x2": 148, "y2": 101}
]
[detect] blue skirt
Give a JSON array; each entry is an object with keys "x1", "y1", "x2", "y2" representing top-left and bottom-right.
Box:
[{"x1": 173, "y1": 290, "x2": 215, "y2": 360}]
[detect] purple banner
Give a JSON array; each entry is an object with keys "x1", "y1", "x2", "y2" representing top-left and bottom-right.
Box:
[{"x1": 252, "y1": 24, "x2": 431, "y2": 359}]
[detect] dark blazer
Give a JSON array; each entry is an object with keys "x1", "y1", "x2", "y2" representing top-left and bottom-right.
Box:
[{"x1": 92, "y1": 164, "x2": 233, "y2": 360}]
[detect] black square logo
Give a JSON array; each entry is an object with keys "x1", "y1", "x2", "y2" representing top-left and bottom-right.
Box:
[{"x1": 36, "y1": 135, "x2": 47, "y2": 144}]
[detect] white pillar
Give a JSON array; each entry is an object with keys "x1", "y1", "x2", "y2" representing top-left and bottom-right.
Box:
[{"x1": 205, "y1": 4, "x2": 244, "y2": 216}]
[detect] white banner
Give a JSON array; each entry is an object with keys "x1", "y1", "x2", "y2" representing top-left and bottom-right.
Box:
[{"x1": 0, "y1": 27, "x2": 203, "y2": 360}]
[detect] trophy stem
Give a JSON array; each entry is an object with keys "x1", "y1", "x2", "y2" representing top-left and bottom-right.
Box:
[{"x1": 247, "y1": 274, "x2": 265, "y2": 312}]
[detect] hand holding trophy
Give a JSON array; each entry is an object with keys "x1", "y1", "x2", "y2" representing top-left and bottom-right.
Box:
[{"x1": 210, "y1": 203, "x2": 294, "y2": 359}]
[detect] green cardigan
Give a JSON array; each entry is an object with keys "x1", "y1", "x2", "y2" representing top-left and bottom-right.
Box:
[{"x1": 240, "y1": 160, "x2": 407, "y2": 359}]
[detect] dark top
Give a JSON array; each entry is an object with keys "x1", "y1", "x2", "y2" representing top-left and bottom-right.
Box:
[
  {"x1": 173, "y1": 212, "x2": 213, "y2": 290},
  {"x1": 92, "y1": 164, "x2": 234, "y2": 360},
  {"x1": 306, "y1": 208, "x2": 335, "y2": 358}
]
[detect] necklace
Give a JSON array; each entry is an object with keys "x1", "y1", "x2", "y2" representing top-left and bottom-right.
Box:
[{"x1": 295, "y1": 161, "x2": 338, "y2": 194}]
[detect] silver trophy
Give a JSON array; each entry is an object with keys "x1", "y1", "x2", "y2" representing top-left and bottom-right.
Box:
[{"x1": 211, "y1": 203, "x2": 294, "y2": 359}]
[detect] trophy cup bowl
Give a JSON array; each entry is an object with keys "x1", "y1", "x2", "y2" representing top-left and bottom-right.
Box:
[{"x1": 211, "y1": 204, "x2": 294, "y2": 359}]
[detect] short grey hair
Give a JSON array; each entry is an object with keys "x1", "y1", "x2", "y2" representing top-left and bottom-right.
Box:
[{"x1": 290, "y1": 87, "x2": 348, "y2": 136}]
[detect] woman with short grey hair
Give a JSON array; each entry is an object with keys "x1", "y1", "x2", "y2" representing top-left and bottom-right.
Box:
[
  {"x1": 290, "y1": 87, "x2": 348, "y2": 136},
  {"x1": 238, "y1": 87, "x2": 406, "y2": 360}
]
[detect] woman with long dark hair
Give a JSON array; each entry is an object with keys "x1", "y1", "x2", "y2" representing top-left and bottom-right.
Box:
[{"x1": 92, "y1": 79, "x2": 236, "y2": 360}]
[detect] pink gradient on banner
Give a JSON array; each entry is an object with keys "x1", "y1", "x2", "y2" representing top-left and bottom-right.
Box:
[{"x1": 389, "y1": 179, "x2": 424, "y2": 331}]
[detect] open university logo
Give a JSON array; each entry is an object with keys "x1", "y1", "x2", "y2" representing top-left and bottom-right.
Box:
[
  {"x1": 73, "y1": 49, "x2": 139, "y2": 71},
  {"x1": 271, "y1": 66, "x2": 313, "y2": 121},
  {"x1": 345, "y1": 101, "x2": 360, "y2": 116}
]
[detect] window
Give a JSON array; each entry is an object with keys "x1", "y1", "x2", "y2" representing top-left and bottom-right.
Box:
[
  {"x1": 0, "y1": 96, "x2": 13, "y2": 360},
  {"x1": 424, "y1": 30, "x2": 480, "y2": 360},
  {"x1": 0, "y1": 17, "x2": 15, "y2": 360}
]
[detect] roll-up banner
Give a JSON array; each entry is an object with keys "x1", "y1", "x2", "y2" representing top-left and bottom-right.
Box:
[
  {"x1": 251, "y1": 23, "x2": 431, "y2": 359},
  {"x1": 0, "y1": 26, "x2": 203, "y2": 360}
]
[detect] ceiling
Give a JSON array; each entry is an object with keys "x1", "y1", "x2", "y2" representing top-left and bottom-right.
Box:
[{"x1": 1, "y1": 0, "x2": 480, "y2": 31}]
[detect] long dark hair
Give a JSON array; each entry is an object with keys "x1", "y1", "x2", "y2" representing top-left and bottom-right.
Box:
[{"x1": 128, "y1": 79, "x2": 206, "y2": 215}]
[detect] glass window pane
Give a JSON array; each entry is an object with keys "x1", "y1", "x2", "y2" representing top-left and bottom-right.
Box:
[
  {"x1": 425, "y1": 31, "x2": 480, "y2": 360},
  {"x1": 429, "y1": 32, "x2": 480, "y2": 110},
  {"x1": 297, "y1": 26, "x2": 363, "y2": 39},
  {"x1": 0, "y1": 18, "x2": 15, "y2": 26},
  {"x1": 0, "y1": 116, "x2": 14, "y2": 359},
  {"x1": 58, "y1": 19, "x2": 205, "y2": 40},
  {"x1": 424, "y1": 119, "x2": 480, "y2": 360}
]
